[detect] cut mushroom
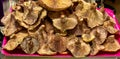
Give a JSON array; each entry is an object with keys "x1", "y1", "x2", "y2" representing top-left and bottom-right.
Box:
[
  {"x1": 90, "y1": 26, "x2": 108, "y2": 44},
  {"x1": 67, "y1": 36, "x2": 91, "y2": 57},
  {"x1": 82, "y1": 33, "x2": 95, "y2": 42},
  {"x1": 1, "y1": 13, "x2": 22, "y2": 36},
  {"x1": 53, "y1": 15, "x2": 78, "y2": 32},
  {"x1": 3, "y1": 30, "x2": 28, "y2": 51},
  {"x1": 103, "y1": 35, "x2": 120, "y2": 52},
  {"x1": 38, "y1": 0, "x2": 72, "y2": 11},
  {"x1": 49, "y1": 33, "x2": 67, "y2": 53},
  {"x1": 20, "y1": 36, "x2": 39, "y2": 54},
  {"x1": 90, "y1": 41, "x2": 105, "y2": 55}
]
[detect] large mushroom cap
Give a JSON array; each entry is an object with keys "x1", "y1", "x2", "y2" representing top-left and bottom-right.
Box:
[
  {"x1": 3, "y1": 30, "x2": 28, "y2": 51},
  {"x1": 67, "y1": 36, "x2": 91, "y2": 57},
  {"x1": 38, "y1": 0, "x2": 72, "y2": 11}
]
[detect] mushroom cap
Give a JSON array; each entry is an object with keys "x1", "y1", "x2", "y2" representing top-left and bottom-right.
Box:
[
  {"x1": 103, "y1": 35, "x2": 120, "y2": 52},
  {"x1": 53, "y1": 17, "x2": 78, "y2": 32},
  {"x1": 90, "y1": 26, "x2": 108, "y2": 44},
  {"x1": 37, "y1": 44, "x2": 57, "y2": 55},
  {"x1": 13, "y1": 1, "x2": 47, "y2": 30},
  {"x1": 20, "y1": 36, "x2": 40, "y2": 54},
  {"x1": 67, "y1": 36, "x2": 91, "y2": 57},
  {"x1": 1, "y1": 13, "x2": 22, "y2": 36},
  {"x1": 75, "y1": 1, "x2": 104, "y2": 28},
  {"x1": 103, "y1": 17, "x2": 118, "y2": 34},
  {"x1": 90, "y1": 41, "x2": 105, "y2": 55},
  {"x1": 49, "y1": 33, "x2": 67, "y2": 53},
  {"x1": 82, "y1": 33, "x2": 95, "y2": 42},
  {"x1": 38, "y1": 0, "x2": 72, "y2": 11},
  {"x1": 3, "y1": 30, "x2": 28, "y2": 51}
]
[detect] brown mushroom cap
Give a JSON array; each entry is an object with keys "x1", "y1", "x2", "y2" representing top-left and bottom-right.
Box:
[
  {"x1": 3, "y1": 30, "x2": 28, "y2": 51},
  {"x1": 13, "y1": 1, "x2": 47, "y2": 30},
  {"x1": 20, "y1": 36, "x2": 39, "y2": 54},
  {"x1": 103, "y1": 17, "x2": 118, "y2": 34},
  {"x1": 53, "y1": 15, "x2": 78, "y2": 32},
  {"x1": 49, "y1": 33, "x2": 67, "y2": 53},
  {"x1": 67, "y1": 36, "x2": 91, "y2": 57},
  {"x1": 75, "y1": 1, "x2": 104, "y2": 28},
  {"x1": 37, "y1": 26, "x2": 57, "y2": 55},
  {"x1": 90, "y1": 41, "x2": 105, "y2": 55},
  {"x1": 82, "y1": 33, "x2": 95, "y2": 42},
  {"x1": 1, "y1": 13, "x2": 22, "y2": 36},
  {"x1": 90, "y1": 26, "x2": 108, "y2": 44},
  {"x1": 103, "y1": 35, "x2": 120, "y2": 52},
  {"x1": 38, "y1": 0, "x2": 72, "y2": 11}
]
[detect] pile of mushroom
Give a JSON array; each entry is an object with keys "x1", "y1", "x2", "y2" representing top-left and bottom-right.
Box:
[{"x1": 1, "y1": 0, "x2": 120, "y2": 57}]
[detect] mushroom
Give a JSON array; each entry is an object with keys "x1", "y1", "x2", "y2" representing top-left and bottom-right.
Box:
[
  {"x1": 82, "y1": 33, "x2": 95, "y2": 42},
  {"x1": 75, "y1": 1, "x2": 104, "y2": 28},
  {"x1": 86, "y1": 3, "x2": 104, "y2": 28},
  {"x1": 31, "y1": 25, "x2": 57, "y2": 55},
  {"x1": 20, "y1": 36, "x2": 39, "y2": 54},
  {"x1": 49, "y1": 33, "x2": 67, "y2": 53},
  {"x1": 53, "y1": 14, "x2": 78, "y2": 32},
  {"x1": 13, "y1": 1, "x2": 47, "y2": 30},
  {"x1": 67, "y1": 36, "x2": 91, "y2": 57},
  {"x1": 3, "y1": 30, "x2": 28, "y2": 51},
  {"x1": 90, "y1": 41, "x2": 105, "y2": 55},
  {"x1": 38, "y1": 0, "x2": 72, "y2": 11},
  {"x1": 75, "y1": 0, "x2": 91, "y2": 20},
  {"x1": 1, "y1": 13, "x2": 22, "y2": 36},
  {"x1": 90, "y1": 26, "x2": 108, "y2": 44},
  {"x1": 103, "y1": 17, "x2": 118, "y2": 34},
  {"x1": 68, "y1": 20, "x2": 90, "y2": 36},
  {"x1": 102, "y1": 35, "x2": 120, "y2": 52},
  {"x1": 44, "y1": 19, "x2": 54, "y2": 34}
]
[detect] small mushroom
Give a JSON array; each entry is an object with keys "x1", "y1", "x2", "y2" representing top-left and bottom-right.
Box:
[
  {"x1": 90, "y1": 41, "x2": 105, "y2": 55},
  {"x1": 103, "y1": 17, "x2": 118, "y2": 34},
  {"x1": 75, "y1": 0, "x2": 91, "y2": 20},
  {"x1": 90, "y1": 26, "x2": 108, "y2": 44},
  {"x1": 82, "y1": 33, "x2": 95, "y2": 42},
  {"x1": 68, "y1": 20, "x2": 90, "y2": 36},
  {"x1": 38, "y1": 0, "x2": 72, "y2": 11},
  {"x1": 102, "y1": 35, "x2": 120, "y2": 52},
  {"x1": 1, "y1": 13, "x2": 22, "y2": 36},
  {"x1": 3, "y1": 30, "x2": 28, "y2": 51},
  {"x1": 53, "y1": 15, "x2": 78, "y2": 32},
  {"x1": 49, "y1": 33, "x2": 67, "y2": 53},
  {"x1": 67, "y1": 36, "x2": 91, "y2": 57},
  {"x1": 44, "y1": 19, "x2": 54, "y2": 34},
  {"x1": 37, "y1": 44, "x2": 57, "y2": 55},
  {"x1": 20, "y1": 36, "x2": 39, "y2": 54}
]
